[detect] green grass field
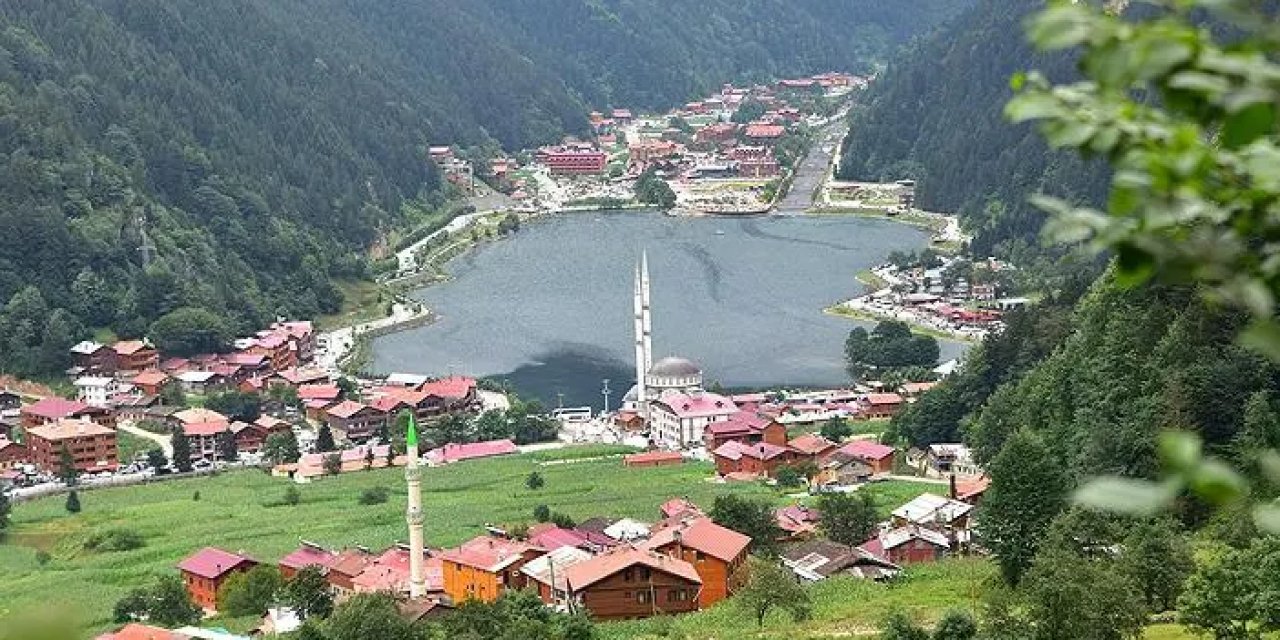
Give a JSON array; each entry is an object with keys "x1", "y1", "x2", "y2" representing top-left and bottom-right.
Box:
[
  {"x1": 600, "y1": 558, "x2": 992, "y2": 640},
  {"x1": 0, "y1": 449, "x2": 783, "y2": 635}
]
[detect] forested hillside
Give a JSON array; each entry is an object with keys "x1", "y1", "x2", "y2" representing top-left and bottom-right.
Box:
[
  {"x1": 836, "y1": 0, "x2": 1110, "y2": 259},
  {"x1": 0, "y1": 0, "x2": 966, "y2": 378}
]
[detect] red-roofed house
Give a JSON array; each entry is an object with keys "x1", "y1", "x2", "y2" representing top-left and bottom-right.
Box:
[
  {"x1": 834, "y1": 440, "x2": 896, "y2": 474},
  {"x1": 130, "y1": 370, "x2": 171, "y2": 397},
  {"x1": 230, "y1": 418, "x2": 289, "y2": 453},
  {"x1": 659, "y1": 498, "x2": 703, "y2": 521},
  {"x1": 352, "y1": 546, "x2": 444, "y2": 597},
  {"x1": 562, "y1": 546, "x2": 702, "y2": 620},
  {"x1": 440, "y1": 536, "x2": 544, "y2": 603},
  {"x1": 622, "y1": 450, "x2": 683, "y2": 468},
  {"x1": 96, "y1": 623, "x2": 190, "y2": 640},
  {"x1": 860, "y1": 393, "x2": 905, "y2": 419},
  {"x1": 0, "y1": 436, "x2": 28, "y2": 469},
  {"x1": 324, "y1": 401, "x2": 387, "y2": 443},
  {"x1": 269, "y1": 367, "x2": 330, "y2": 389},
  {"x1": 171, "y1": 408, "x2": 230, "y2": 460},
  {"x1": 703, "y1": 411, "x2": 786, "y2": 452},
  {"x1": 787, "y1": 433, "x2": 838, "y2": 460},
  {"x1": 326, "y1": 548, "x2": 375, "y2": 597},
  {"x1": 641, "y1": 517, "x2": 750, "y2": 608},
  {"x1": 278, "y1": 542, "x2": 339, "y2": 579},
  {"x1": 712, "y1": 440, "x2": 795, "y2": 478},
  {"x1": 527, "y1": 523, "x2": 591, "y2": 552},
  {"x1": 21, "y1": 397, "x2": 113, "y2": 430},
  {"x1": 298, "y1": 384, "x2": 341, "y2": 404},
  {"x1": 744, "y1": 123, "x2": 785, "y2": 142},
  {"x1": 859, "y1": 525, "x2": 950, "y2": 565},
  {"x1": 178, "y1": 547, "x2": 257, "y2": 611},
  {"x1": 776, "y1": 504, "x2": 821, "y2": 540},
  {"x1": 425, "y1": 439, "x2": 518, "y2": 465},
  {"x1": 418, "y1": 376, "x2": 479, "y2": 415},
  {"x1": 649, "y1": 391, "x2": 737, "y2": 450},
  {"x1": 113, "y1": 340, "x2": 159, "y2": 373},
  {"x1": 24, "y1": 418, "x2": 117, "y2": 474}
]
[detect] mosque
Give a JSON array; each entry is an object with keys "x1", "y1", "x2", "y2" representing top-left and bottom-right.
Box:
[{"x1": 622, "y1": 252, "x2": 737, "y2": 449}]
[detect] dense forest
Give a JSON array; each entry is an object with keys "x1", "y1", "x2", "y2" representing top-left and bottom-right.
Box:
[
  {"x1": 0, "y1": 0, "x2": 966, "y2": 378},
  {"x1": 835, "y1": 0, "x2": 1110, "y2": 260}
]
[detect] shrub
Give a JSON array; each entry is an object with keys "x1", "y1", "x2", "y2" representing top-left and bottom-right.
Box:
[
  {"x1": 533, "y1": 504, "x2": 551, "y2": 522},
  {"x1": 358, "y1": 486, "x2": 389, "y2": 505},
  {"x1": 85, "y1": 528, "x2": 145, "y2": 552}
]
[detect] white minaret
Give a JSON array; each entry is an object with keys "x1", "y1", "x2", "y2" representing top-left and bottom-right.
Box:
[
  {"x1": 633, "y1": 263, "x2": 648, "y2": 419},
  {"x1": 641, "y1": 251, "x2": 653, "y2": 374},
  {"x1": 404, "y1": 413, "x2": 426, "y2": 598}
]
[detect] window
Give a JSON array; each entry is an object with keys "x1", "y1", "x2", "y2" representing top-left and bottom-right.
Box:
[
  {"x1": 696, "y1": 551, "x2": 706, "y2": 562},
  {"x1": 669, "y1": 589, "x2": 688, "y2": 602},
  {"x1": 637, "y1": 590, "x2": 652, "y2": 604},
  {"x1": 638, "y1": 567, "x2": 651, "y2": 580}
]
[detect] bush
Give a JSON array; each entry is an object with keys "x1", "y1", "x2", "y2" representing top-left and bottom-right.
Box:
[
  {"x1": 192, "y1": 491, "x2": 201, "y2": 501},
  {"x1": 65, "y1": 490, "x2": 81, "y2": 513},
  {"x1": 85, "y1": 528, "x2": 145, "y2": 552},
  {"x1": 533, "y1": 504, "x2": 551, "y2": 522},
  {"x1": 266, "y1": 485, "x2": 302, "y2": 508},
  {"x1": 358, "y1": 486, "x2": 389, "y2": 505},
  {"x1": 35, "y1": 551, "x2": 50, "y2": 566},
  {"x1": 550, "y1": 512, "x2": 576, "y2": 529},
  {"x1": 526, "y1": 471, "x2": 544, "y2": 490}
]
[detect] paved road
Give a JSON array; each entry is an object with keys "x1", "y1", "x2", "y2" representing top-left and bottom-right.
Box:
[
  {"x1": 774, "y1": 117, "x2": 848, "y2": 214},
  {"x1": 315, "y1": 302, "x2": 429, "y2": 373},
  {"x1": 117, "y1": 420, "x2": 173, "y2": 458}
]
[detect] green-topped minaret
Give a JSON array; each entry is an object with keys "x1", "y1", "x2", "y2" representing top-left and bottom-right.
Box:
[{"x1": 404, "y1": 411, "x2": 426, "y2": 598}]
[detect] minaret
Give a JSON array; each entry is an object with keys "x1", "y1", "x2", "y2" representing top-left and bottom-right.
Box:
[
  {"x1": 404, "y1": 412, "x2": 426, "y2": 598},
  {"x1": 641, "y1": 251, "x2": 653, "y2": 374},
  {"x1": 633, "y1": 263, "x2": 648, "y2": 419}
]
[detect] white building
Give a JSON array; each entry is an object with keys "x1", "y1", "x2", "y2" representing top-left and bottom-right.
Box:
[
  {"x1": 73, "y1": 376, "x2": 120, "y2": 408},
  {"x1": 649, "y1": 389, "x2": 738, "y2": 450}
]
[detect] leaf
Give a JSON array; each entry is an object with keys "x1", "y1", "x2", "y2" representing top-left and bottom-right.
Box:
[
  {"x1": 1114, "y1": 242, "x2": 1157, "y2": 288},
  {"x1": 1259, "y1": 451, "x2": 1280, "y2": 485},
  {"x1": 1254, "y1": 503, "x2": 1280, "y2": 534},
  {"x1": 1239, "y1": 320, "x2": 1280, "y2": 362},
  {"x1": 1158, "y1": 431, "x2": 1202, "y2": 472},
  {"x1": 1221, "y1": 102, "x2": 1275, "y2": 150},
  {"x1": 1074, "y1": 477, "x2": 1179, "y2": 517},
  {"x1": 1188, "y1": 459, "x2": 1248, "y2": 503},
  {"x1": 1005, "y1": 92, "x2": 1063, "y2": 123},
  {"x1": 1167, "y1": 70, "x2": 1231, "y2": 97}
]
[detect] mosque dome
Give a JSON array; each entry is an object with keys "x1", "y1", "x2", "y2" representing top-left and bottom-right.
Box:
[{"x1": 649, "y1": 356, "x2": 702, "y2": 377}]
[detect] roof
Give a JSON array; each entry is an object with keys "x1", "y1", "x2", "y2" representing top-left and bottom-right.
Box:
[
  {"x1": 528, "y1": 524, "x2": 591, "y2": 551},
  {"x1": 520, "y1": 546, "x2": 594, "y2": 590},
  {"x1": 660, "y1": 498, "x2": 702, "y2": 520},
  {"x1": 781, "y1": 539, "x2": 899, "y2": 580},
  {"x1": 879, "y1": 525, "x2": 950, "y2": 550},
  {"x1": 623, "y1": 451, "x2": 683, "y2": 465},
  {"x1": 642, "y1": 517, "x2": 750, "y2": 563},
  {"x1": 425, "y1": 439, "x2": 517, "y2": 464},
  {"x1": 653, "y1": 391, "x2": 737, "y2": 420},
  {"x1": 254, "y1": 415, "x2": 289, "y2": 431},
  {"x1": 956, "y1": 476, "x2": 991, "y2": 502},
  {"x1": 70, "y1": 340, "x2": 107, "y2": 355},
  {"x1": 385, "y1": 373, "x2": 429, "y2": 387},
  {"x1": 745, "y1": 124, "x2": 785, "y2": 138},
  {"x1": 274, "y1": 367, "x2": 330, "y2": 385},
  {"x1": 712, "y1": 440, "x2": 789, "y2": 462},
  {"x1": 420, "y1": 376, "x2": 475, "y2": 399},
  {"x1": 178, "y1": 547, "x2": 255, "y2": 580},
  {"x1": 131, "y1": 370, "x2": 170, "y2": 386},
  {"x1": 326, "y1": 400, "x2": 374, "y2": 420},
  {"x1": 837, "y1": 440, "x2": 895, "y2": 461},
  {"x1": 279, "y1": 543, "x2": 338, "y2": 571},
  {"x1": 113, "y1": 340, "x2": 151, "y2": 356},
  {"x1": 440, "y1": 536, "x2": 541, "y2": 573},
  {"x1": 101, "y1": 624, "x2": 190, "y2": 640},
  {"x1": 788, "y1": 433, "x2": 837, "y2": 456},
  {"x1": 705, "y1": 411, "x2": 771, "y2": 436},
  {"x1": 900, "y1": 382, "x2": 938, "y2": 395},
  {"x1": 176, "y1": 371, "x2": 221, "y2": 384},
  {"x1": 563, "y1": 546, "x2": 701, "y2": 591},
  {"x1": 328, "y1": 548, "x2": 375, "y2": 577},
  {"x1": 27, "y1": 418, "x2": 114, "y2": 441},
  {"x1": 603, "y1": 518, "x2": 651, "y2": 542},
  {"x1": 23, "y1": 397, "x2": 90, "y2": 419},
  {"x1": 173, "y1": 408, "x2": 231, "y2": 436},
  {"x1": 75, "y1": 376, "x2": 115, "y2": 387},
  {"x1": 649, "y1": 356, "x2": 701, "y2": 377},
  {"x1": 891, "y1": 493, "x2": 973, "y2": 525},
  {"x1": 864, "y1": 393, "x2": 904, "y2": 406}
]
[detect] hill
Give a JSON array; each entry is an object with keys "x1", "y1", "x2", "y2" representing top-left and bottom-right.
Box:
[
  {"x1": 0, "y1": 0, "x2": 970, "y2": 379},
  {"x1": 835, "y1": 0, "x2": 1110, "y2": 260}
]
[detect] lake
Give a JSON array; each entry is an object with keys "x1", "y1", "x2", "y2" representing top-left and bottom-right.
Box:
[{"x1": 371, "y1": 211, "x2": 967, "y2": 407}]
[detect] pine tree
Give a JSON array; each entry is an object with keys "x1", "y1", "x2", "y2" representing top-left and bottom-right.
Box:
[
  {"x1": 980, "y1": 429, "x2": 1069, "y2": 586},
  {"x1": 316, "y1": 424, "x2": 336, "y2": 452},
  {"x1": 171, "y1": 426, "x2": 193, "y2": 473},
  {"x1": 0, "y1": 487, "x2": 10, "y2": 530},
  {"x1": 65, "y1": 490, "x2": 81, "y2": 513},
  {"x1": 217, "y1": 428, "x2": 239, "y2": 462},
  {"x1": 57, "y1": 443, "x2": 79, "y2": 486}
]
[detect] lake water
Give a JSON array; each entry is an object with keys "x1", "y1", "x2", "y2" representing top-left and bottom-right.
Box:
[{"x1": 371, "y1": 211, "x2": 967, "y2": 407}]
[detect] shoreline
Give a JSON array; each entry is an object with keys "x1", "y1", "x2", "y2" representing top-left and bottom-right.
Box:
[{"x1": 823, "y1": 303, "x2": 981, "y2": 344}]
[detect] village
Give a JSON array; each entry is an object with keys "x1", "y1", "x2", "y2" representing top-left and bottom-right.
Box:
[{"x1": 0, "y1": 259, "x2": 992, "y2": 638}]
